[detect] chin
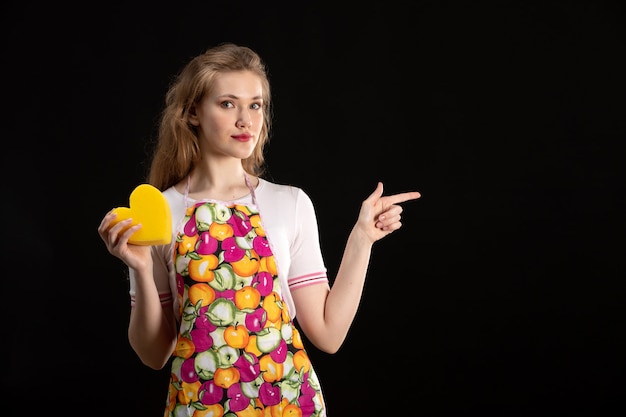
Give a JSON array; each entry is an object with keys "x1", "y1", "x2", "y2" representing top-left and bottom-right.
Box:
[
  {"x1": 238, "y1": 144, "x2": 256, "y2": 156},
  {"x1": 235, "y1": 150, "x2": 255, "y2": 160}
]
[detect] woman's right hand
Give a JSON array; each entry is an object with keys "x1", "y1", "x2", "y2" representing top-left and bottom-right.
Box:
[{"x1": 98, "y1": 211, "x2": 151, "y2": 271}]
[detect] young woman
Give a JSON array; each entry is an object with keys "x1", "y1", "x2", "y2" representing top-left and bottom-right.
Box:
[{"x1": 98, "y1": 42, "x2": 421, "y2": 417}]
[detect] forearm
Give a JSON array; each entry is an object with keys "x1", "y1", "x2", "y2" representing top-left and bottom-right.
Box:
[
  {"x1": 307, "y1": 227, "x2": 373, "y2": 353},
  {"x1": 127, "y1": 267, "x2": 177, "y2": 369}
]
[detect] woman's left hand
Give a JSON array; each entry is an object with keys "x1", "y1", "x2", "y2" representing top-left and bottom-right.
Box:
[{"x1": 357, "y1": 182, "x2": 421, "y2": 243}]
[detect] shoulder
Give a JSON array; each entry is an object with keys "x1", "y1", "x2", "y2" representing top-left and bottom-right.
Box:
[
  {"x1": 256, "y1": 178, "x2": 318, "y2": 224},
  {"x1": 257, "y1": 178, "x2": 308, "y2": 199},
  {"x1": 162, "y1": 185, "x2": 183, "y2": 205},
  {"x1": 161, "y1": 185, "x2": 186, "y2": 223}
]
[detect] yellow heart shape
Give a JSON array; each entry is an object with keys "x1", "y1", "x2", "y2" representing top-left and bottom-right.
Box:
[{"x1": 110, "y1": 184, "x2": 172, "y2": 245}]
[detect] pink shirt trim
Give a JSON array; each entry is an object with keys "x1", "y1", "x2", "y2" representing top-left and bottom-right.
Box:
[
  {"x1": 288, "y1": 272, "x2": 328, "y2": 290},
  {"x1": 131, "y1": 291, "x2": 173, "y2": 307}
]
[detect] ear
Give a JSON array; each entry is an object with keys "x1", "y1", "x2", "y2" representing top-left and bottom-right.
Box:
[{"x1": 188, "y1": 104, "x2": 200, "y2": 126}]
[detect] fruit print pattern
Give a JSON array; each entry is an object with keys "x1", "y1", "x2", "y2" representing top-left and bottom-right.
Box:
[{"x1": 165, "y1": 200, "x2": 327, "y2": 417}]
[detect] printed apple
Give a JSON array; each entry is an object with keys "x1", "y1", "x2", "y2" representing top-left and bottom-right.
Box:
[
  {"x1": 195, "y1": 204, "x2": 214, "y2": 231},
  {"x1": 245, "y1": 307, "x2": 267, "y2": 332},
  {"x1": 209, "y1": 327, "x2": 226, "y2": 348},
  {"x1": 208, "y1": 222, "x2": 233, "y2": 241},
  {"x1": 175, "y1": 254, "x2": 191, "y2": 275},
  {"x1": 234, "y1": 273, "x2": 253, "y2": 290},
  {"x1": 252, "y1": 271, "x2": 274, "y2": 296},
  {"x1": 199, "y1": 379, "x2": 223, "y2": 405},
  {"x1": 173, "y1": 404, "x2": 194, "y2": 417},
  {"x1": 252, "y1": 235, "x2": 272, "y2": 257},
  {"x1": 194, "y1": 306, "x2": 217, "y2": 331},
  {"x1": 299, "y1": 393, "x2": 316, "y2": 416},
  {"x1": 278, "y1": 378, "x2": 300, "y2": 402},
  {"x1": 281, "y1": 352, "x2": 298, "y2": 383},
  {"x1": 234, "y1": 307, "x2": 247, "y2": 322},
  {"x1": 300, "y1": 372, "x2": 320, "y2": 396},
  {"x1": 234, "y1": 352, "x2": 261, "y2": 383},
  {"x1": 170, "y1": 356, "x2": 184, "y2": 381},
  {"x1": 258, "y1": 381, "x2": 281, "y2": 406},
  {"x1": 214, "y1": 366, "x2": 240, "y2": 389},
  {"x1": 221, "y1": 236, "x2": 245, "y2": 263},
  {"x1": 196, "y1": 231, "x2": 218, "y2": 255},
  {"x1": 234, "y1": 230, "x2": 256, "y2": 250},
  {"x1": 226, "y1": 383, "x2": 249, "y2": 412},
  {"x1": 240, "y1": 376, "x2": 263, "y2": 398},
  {"x1": 231, "y1": 250, "x2": 260, "y2": 278},
  {"x1": 210, "y1": 264, "x2": 236, "y2": 292},
  {"x1": 259, "y1": 354, "x2": 284, "y2": 383},
  {"x1": 178, "y1": 313, "x2": 193, "y2": 337},
  {"x1": 255, "y1": 327, "x2": 281, "y2": 353},
  {"x1": 227, "y1": 211, "x2": 252, "y2": 237},
  {"x1": 224, "y1": 324, "x2": 249, "y2": 349},
  {"x1": 190, "y1": 327, "x2": 213, "y2": 352},
  {"x1": 183, "y1": 213, "x2": 198, "y2": 236},
  {"x1": 194, "y1": 349, "x2": 220, "y2": 379},
  {"x1": 180, "y1": 357, "x2": 199, "y2": 383},
  {"x1": 280, "y1": 322, "x2": 293, "y2": 343},
  {"x1": 217, "y1": 345, "x2": 240, "y2": 367},
  {"x1": 206, "y1": 298, "x2": 236, "y2": 327},
  {"x1": 212, "y1": 203, "x2": 232, "y2": 222},
  {"x1": 182, "y1": 303, "x2": 197, "y2": 323},
  {"x1": 269, "y1": 339, "x2": 288, "y2": 363}
]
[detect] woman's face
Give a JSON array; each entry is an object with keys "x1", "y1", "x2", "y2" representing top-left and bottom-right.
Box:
[{"x1": 190, "y1": 70, "x2": 264, "y2": 161}]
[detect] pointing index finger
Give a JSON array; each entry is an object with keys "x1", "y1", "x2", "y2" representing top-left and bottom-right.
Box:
[{"x1": 387, "y1": 191, "x2": 421, "y2": 205}]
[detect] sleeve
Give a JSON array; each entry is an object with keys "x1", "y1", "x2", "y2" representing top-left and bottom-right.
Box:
[
  {"x1": 127, "y1": 242, "x2": 175, "y2": 307},
  {"x1": 286, "y1": 188, "x2": 329, "y2": 291}
]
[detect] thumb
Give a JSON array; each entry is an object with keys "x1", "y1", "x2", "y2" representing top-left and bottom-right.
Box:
[{"x1": 365, "y1": 182, "x2": 384, "y2": 204}]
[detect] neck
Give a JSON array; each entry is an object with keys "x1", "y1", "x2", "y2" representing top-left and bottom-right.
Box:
[{"x1": 184, "y1": 162, "x2": 256, "y2": 201}]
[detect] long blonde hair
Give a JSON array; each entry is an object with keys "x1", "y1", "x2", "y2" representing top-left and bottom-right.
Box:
[{"x1": 146, "y1": 43, "x2": 272, "y2": 190}]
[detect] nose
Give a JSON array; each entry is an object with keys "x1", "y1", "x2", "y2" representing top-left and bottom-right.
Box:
[{"x1": 237, "y1": 112, "x2": 252, "y2": 128}]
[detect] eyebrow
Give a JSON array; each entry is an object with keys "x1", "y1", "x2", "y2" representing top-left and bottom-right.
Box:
[{"x1": 217, "y1": 94, "x2": 263, "y2": 100}]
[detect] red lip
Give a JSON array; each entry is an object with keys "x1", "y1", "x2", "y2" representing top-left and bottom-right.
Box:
[{"x1": 232, "y1": 134, "x2": 252, "y2": 142}]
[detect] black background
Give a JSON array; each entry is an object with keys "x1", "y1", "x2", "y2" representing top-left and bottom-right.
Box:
[{"x1": 2, "y1": 1, "x2": 625, "y2": 415}]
